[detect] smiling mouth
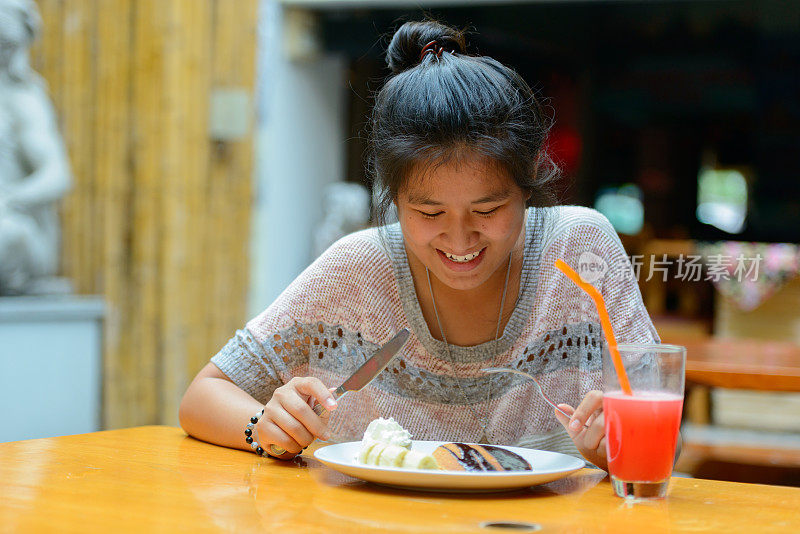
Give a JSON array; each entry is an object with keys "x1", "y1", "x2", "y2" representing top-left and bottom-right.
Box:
[{"x1": 440, "y1": 248, "x2": 485, "y2": 263}]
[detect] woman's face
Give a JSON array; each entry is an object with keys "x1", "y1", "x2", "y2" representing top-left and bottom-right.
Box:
[{"x1": 396, "y1": 154, "x2": 529, "y2": 292}]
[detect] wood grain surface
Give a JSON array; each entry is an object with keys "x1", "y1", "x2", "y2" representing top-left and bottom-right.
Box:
[{"x1": 1, "y1": 427, "x2": 798, "y2": 533}]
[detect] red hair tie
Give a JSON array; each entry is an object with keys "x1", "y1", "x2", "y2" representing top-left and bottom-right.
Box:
[{"x1": 420, "y1": 40, "x2": 446, "y2": 61}]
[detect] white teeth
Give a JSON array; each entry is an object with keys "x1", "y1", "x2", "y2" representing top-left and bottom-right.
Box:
[{"x1": 444, "y1": 249, "x2": 481, "y2": 263}]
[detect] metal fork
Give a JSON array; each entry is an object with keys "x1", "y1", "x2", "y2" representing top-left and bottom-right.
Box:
[{"x1": 482, "y1": 367, "x2": 590, "y2": 429}]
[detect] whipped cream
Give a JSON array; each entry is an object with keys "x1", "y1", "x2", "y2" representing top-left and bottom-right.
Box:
[{"x1": 361, "y1": 417, "x2": 412, "y2": 448}]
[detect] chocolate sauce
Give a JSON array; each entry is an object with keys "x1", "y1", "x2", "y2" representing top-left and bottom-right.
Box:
[
  {"x1": 482, "y1": 445, "x2": 533, "y2": 471},
  {"x1": 448, "y1": 443, "x2": 496, "y2": 471},
  {"x1": 445, "y1": 443, "x2": 532, "y2": 472}
]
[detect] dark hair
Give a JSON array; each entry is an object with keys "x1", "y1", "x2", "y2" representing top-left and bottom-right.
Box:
[{"x1": 368, "y1": 20, "x2": 560, "y2": 227}]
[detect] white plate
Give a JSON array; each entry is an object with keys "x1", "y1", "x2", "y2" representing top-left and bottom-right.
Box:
[{"x1": 314, "y1": 441, "x2": 585, "y2": 492}]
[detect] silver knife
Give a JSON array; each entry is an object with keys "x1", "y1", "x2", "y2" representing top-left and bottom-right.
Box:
[
  {"x1": 312, "y1": 327, "x2": 410, "y2": 418},
  {"x1": 269, "y1": 328, "x2": 410, "y2": 455}
]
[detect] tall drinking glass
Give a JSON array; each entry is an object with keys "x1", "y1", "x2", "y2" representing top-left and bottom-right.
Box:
[{"x1": 602, "y1": 343, "x2": 686, "y2": 499}]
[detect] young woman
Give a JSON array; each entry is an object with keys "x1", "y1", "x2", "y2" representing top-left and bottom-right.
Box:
[{"x1": 179, "y1": 20, "x2": 659, "y2": 470}]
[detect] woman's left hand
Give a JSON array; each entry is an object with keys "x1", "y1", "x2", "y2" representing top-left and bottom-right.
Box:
[{"x1": 554, "y1": 390, "x2": 608, "y2": 470}]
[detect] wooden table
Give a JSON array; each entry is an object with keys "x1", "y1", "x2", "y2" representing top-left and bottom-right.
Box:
[
  {"x1": 672, "y1": 336, "x2": 800, "y2": 472},
  {"x1": 679, "y1": 337, "x2": 800, "y2": 392},
  {"x1": 1, "y1": 426, "x2": 798, "y2": 532}
]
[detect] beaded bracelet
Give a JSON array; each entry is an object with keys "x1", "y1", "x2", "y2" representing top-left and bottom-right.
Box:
[
  {"x1": 245, "y1": 408, "x2": 307, "y2": 458},
  {"x1": 244, "y1": 408, "x2": 273, "y2": 458}
]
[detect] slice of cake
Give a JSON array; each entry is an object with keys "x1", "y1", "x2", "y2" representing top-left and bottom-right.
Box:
[{"x1": 432, "y1": 443, "x2": 532, "y2": 472}]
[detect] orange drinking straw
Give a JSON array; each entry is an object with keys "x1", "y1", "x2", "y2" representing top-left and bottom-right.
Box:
[{"x1": 554, "y1": 259, "x2": 633, "y2": 396}]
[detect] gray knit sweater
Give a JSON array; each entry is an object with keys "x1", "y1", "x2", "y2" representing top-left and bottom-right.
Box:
[{"x1": 211, "y1": 206, "x2": 659, "y2": 458}]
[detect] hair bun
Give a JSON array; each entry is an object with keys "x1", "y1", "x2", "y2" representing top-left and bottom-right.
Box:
[{"x1": 385, "y1": 20, "x2": 466, "y2": 75}]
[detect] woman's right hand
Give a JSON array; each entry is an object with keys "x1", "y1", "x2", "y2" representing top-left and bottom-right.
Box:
[{"x1": 257, "y1": 377, "x2": 338, "y2": 458}]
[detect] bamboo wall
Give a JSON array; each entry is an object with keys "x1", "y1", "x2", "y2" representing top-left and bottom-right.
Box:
[{"x1": 30, "y1": 0, "x2": 257, "y2": 428}]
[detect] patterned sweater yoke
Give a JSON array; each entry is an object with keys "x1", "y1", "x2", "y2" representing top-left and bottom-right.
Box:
[{"x1": 211, "y1": 206, "x2": 660, "y2": 459}]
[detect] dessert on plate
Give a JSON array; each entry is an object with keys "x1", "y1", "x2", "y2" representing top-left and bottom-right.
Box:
[
  {"x1": 357, "y1": 417, "x2": 439, "y2": 470},
  {"x1": 355, "y1": 418, "x2": 533, "y2": 472}
]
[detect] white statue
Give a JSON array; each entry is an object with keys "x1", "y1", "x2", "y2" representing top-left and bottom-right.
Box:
[
  {"x1": 0, "y1": 0, "x2": 72, "y2": 295},
  {"x1": 313, "y1": 182, "x2": 371, "y2": 258}
]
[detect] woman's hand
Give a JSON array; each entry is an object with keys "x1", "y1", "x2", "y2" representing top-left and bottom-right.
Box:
[
  {"x1": 554, "y1": 390, "x2": 608, "y2": 470},
  {"x1": 256, "y1": 377, "x2": 338, "y2": 459}
]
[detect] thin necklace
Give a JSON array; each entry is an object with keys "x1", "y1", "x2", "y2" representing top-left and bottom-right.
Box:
[{"x1": 425, "y1": 252, "x2": 513, "y2": 444}]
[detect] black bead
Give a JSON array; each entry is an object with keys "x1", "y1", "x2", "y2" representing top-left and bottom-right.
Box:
[
  {"x1": 250, "y1": 416, "x2": 258, "y2": 424},
  {"x1": 246, "y1": 436, "x2": 253, "y2": 444},
  {"x1": 244, "y1": 428, "x2": 252, "y2": 437},
  {"x1": 256, "y1": 446, "x2": 265, "y2": 455}
]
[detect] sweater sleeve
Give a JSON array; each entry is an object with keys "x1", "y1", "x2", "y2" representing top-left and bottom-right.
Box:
[{"x1": 210, "y1": 229, "x2": 399, "y2": 404}]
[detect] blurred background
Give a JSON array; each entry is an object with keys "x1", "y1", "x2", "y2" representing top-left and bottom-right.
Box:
[{"x1": 1, "y1": 0, "x2": 798, "y2": 487}]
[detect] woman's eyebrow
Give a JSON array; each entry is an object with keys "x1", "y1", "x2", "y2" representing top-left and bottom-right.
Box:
[
  {"x1": 407, "y1": 189, "x2": 511, "y2": 206},
  {"x1": 472, "y1": 189, "x2": 511, "y2": 203},
  {"x1": 406, "y1": 194, "x2": 442, "y2": 206}
]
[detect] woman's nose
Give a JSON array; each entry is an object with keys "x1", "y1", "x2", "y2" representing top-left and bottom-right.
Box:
[{"x1": 443, "y1": 219, "x2": 479, "y2": 250}]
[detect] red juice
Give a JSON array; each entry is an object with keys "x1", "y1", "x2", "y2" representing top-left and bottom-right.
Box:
[{"x1": 603, "y1": 391, "x2": 683, "y2": 482}]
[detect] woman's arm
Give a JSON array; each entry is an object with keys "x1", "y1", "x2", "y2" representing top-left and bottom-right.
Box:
[
  {"x1": 181, "y1": 232, "x2": 386, "y2": 456},
  {"x1": 179, "y1": 363, "x2": 267, "y2": 452},
  {"x1": 179, "y1": 363, "x2": 337, "y2": 459}
]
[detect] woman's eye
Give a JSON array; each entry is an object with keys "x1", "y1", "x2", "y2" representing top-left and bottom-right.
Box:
[
  {"x1": 419, "y1": 211, "x2": 443, "y2": 219},
  {"x1": 475, "y1": 207, "x2": 499, "y2": 216}
]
